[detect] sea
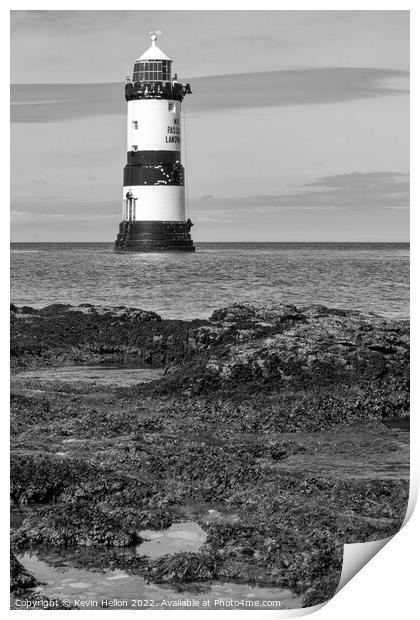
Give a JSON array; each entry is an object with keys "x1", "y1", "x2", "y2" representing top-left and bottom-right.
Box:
[{"x1": 10, "y1": 242, "x2": 409, "y2": 320}]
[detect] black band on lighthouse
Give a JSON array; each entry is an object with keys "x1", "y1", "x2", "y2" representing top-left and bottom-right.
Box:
[
  {"x1": 124, "y1": 164, "x2": 184, "y2": 186},
  {"x1": 127, "y1": 150, "x2": 181, "y2": 165},
  {"x1": 125, "y1": 81, "x2": 191, "y2": 102}
]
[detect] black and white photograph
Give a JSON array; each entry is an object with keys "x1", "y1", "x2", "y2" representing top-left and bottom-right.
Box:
[{"x1": 9, "y1": 8, "x2": 410, "y2": 614}]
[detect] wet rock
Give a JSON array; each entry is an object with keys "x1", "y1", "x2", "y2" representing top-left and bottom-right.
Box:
[
  {"x1": 146, "y1": 302, "x2": 409, "y2": 430},
  {"x1": 144, "y1": 551, "x2": 221, "y2": 583},
  {"x1": 210, "y1": 302, "x2": 300, "y2": 324},
  {"x1": 31, "y1": 303, "x2": 161, "y2": 322},
  {"x1": 10, "y1": 552, "x2": 38, "y2": 591},
  {"x1": 10, "y1": 454, "x2": 113, "y2": 505},
  {"x1": 11, "y1": 303, "x2": 204, "y2": 370},
  {"x1": 9, "y1": 301, "x2": 409, "y2": 604},
  {"x1": 14, "y1": 503, "x2": 142, "y2": 548}
]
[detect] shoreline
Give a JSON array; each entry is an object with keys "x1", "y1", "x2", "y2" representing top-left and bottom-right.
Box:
[
  {"x1": 10, "y1": 301, "x2": 410, "y2": 324},
  {"x1": 10, "y1": 301, "x2": 410, "y2": 608}
]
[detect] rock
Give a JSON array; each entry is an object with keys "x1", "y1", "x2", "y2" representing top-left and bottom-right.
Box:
[
  {"x1": 36, "y1": 303, "x2": 161, "y2": 322},
  {"x1": 10, "y1": 552, "x2": 38, "y2": 591},
  {"x1": 9, "y1": 301, "x2": 409, "y2": 604},
  {"x1": 148, "y1": 302, "x2": 409, "y2": 430},
  {"x1": 144, "y1": 551, "x2": 221, "y2": 583},
  {"x1": 210, "y1": 302, "x2": 300, "y2": 324},
  {"x1": 14, "y1": 503, "x2": 142, "y2": 548},
  {"x1": 10, "y1": 303, "x2": 201, "y2": 370}
]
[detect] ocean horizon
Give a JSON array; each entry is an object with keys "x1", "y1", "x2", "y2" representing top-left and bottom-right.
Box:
[{"x1": 10, "y1": 241, "x2": 409, "y2": 320}]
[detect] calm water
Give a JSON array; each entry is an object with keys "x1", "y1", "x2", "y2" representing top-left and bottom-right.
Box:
[
  {"x1": 17, "y1": 551, "x2": 303, "y2": 609},
  {"x1": 10, "y1": 242, "x2": 409, "y2": 320}
]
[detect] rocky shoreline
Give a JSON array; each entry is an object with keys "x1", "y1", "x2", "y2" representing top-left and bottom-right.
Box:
[{"x1": 10, "y1": 302, "x2": 410, "y2": 608}]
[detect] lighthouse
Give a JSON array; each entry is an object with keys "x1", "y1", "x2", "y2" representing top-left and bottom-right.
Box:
[{"x1": 114, "y1": 33, "x2": 195, "y2": 253}]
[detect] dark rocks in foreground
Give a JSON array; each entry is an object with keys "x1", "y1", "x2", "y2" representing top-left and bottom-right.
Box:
[
  {"x1": 11, "y1": 301, "x2": 409, "y2": 430},
  {"x1": 10, "y1": 552, "x2": 38, "y2": 592},
  {"x1": 10, "y1": 301, "x2": 410, "y2": 607},
  {"x1": 10, "y1": 302, "x2": 193, "y2": 370},
  {"x1": 11, "y1": 301, "x2": 410, "y2": 378}
]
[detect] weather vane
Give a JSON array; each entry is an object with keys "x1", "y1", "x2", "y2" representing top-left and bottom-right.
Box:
[{"x1": 149, "y1": 31, "x2": 162, "y2": 43}]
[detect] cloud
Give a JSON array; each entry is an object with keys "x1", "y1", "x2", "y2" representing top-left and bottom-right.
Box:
[
  {"x1": 11, "y1": 83, "x2": 123, "y2": 123},
  {"x1": 11, "y1": 172, "x2": 408, "y2": 229},
  {"x1": 305, "y1": 171, "x2": 409, "y2": 191},
  {"x1": 301, "y1": 171, "x2": 409, "y2": 208},
  {"x1": 10, "y1": 173, "x2": 409, "y2": 242},
  {"x1": 191, "y1": 171, "x2": 409, "y2": 213},
  {"x1": 11, "y1": 67, "x2": 408, "y2": 123}
]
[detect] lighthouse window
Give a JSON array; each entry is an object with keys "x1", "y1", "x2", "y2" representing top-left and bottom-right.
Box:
[
  {"x1": 137, "y1": 60, "x2": 172, "y2": 82},
  {"x1": 132, "y1": 145, "x2": 138, "y2": 151},
  {"x1": 132, "y1": 121, "x2": 138, "y2": 129},
  {"x1": 162, "y1": 60, "x2": 171, "y2": 80},
  {"x1": 132, "y1": 62, "x2": 140, "y2": 82},
  {"x1": 168, "y1": 102, "x2": 177, "y2": 113}
]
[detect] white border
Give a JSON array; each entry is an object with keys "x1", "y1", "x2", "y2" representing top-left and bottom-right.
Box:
[{"x1": 3, "y1": 3, "x2": 416, "y2": 619}]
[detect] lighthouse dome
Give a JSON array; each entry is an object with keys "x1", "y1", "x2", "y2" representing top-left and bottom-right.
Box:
[
  {"x1": 137, "y1": 32, "x2": 171, "y2": 61},
  {"x1": 132, "y1": 33, "x2": 172, "y2": 82}
]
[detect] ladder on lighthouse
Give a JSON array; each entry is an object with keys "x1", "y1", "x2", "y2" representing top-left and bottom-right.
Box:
[{"x1": 120, "y1": 195, "x2": 137, "y2": 251}]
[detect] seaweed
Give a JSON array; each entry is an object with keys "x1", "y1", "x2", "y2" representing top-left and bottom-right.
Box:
[{"x1": 10, "y1": 302, "x2": 410, "y2": 606}]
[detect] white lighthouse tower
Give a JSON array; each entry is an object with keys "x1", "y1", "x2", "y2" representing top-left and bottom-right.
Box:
[{"x1": 114, "y1": 33, "x2": 195, "y2": 252}]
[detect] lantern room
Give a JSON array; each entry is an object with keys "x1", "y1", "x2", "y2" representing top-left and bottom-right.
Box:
[{"x1": 132, "y1": 32, "x2": 172, "y2": 82}]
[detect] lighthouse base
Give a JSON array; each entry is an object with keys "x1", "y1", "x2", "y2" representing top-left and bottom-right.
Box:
[{"x1": 113, "y1": 221, "x2": 195, "y2": 253}]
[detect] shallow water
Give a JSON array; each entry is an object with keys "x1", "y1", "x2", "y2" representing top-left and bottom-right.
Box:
[
  {"x1": 18, "y1": 551, "x2": 303, "y2": 610},
  {"x1": 10, "y1": 242, "x2": 409, "y2": 319},
  {"x1": 137, "y1": 521, "x2": 207, "y2": 558},
  {"x1": 11, "y1": 366, "x2": 164, "y2": 388}
]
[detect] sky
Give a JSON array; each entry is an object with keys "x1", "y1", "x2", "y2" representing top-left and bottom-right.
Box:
[{"x1": 10, "y1": 10, "x2": 409, "y2": 242}]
